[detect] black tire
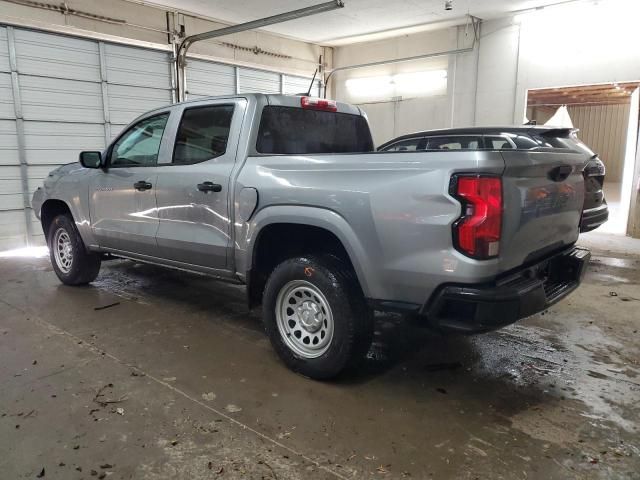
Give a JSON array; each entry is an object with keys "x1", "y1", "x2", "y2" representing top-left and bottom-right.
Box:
[
  {"x1": 48, "y1": 214, "x2": 101, "y2": 285},
  {"x1": 262, "y1": 255, "x2": 373, "y2": 380}
]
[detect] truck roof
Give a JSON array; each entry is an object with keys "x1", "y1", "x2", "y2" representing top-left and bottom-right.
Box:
[{"x1": 176, "y1": 93, "x2": 363, "y2": 116}]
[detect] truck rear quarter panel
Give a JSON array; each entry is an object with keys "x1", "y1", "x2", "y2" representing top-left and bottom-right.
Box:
[{"x1": 236, "y1": 151, "x2": 506, "y2": 306}]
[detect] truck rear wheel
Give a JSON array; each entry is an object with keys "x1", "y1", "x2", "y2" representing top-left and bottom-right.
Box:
[
  {"x1": 262, "y1": 255, "x2": 372, "y2": 379},
  {"x1": 48, "y1": 214, "x2": 101, "y2": 285}
]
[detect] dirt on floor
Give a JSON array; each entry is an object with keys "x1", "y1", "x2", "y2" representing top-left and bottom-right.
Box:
[{"x1": 0, "y1": 231, "x2": 639, "y2": 479}]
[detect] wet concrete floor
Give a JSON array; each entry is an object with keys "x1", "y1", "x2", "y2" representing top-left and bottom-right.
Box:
[{"x1": 1, "y1": 232, "x2": 639, "y2": 479}]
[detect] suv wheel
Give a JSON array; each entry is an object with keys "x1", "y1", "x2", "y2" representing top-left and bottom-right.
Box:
[
  {"x1": 263, "y1": 255, "x2": 373, "y2": 379},
  {"x1": 48, "y1": 214, "x2": 101, "y2": 285}
]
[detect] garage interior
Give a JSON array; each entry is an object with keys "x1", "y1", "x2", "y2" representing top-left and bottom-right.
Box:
[
  {"x1": 527, "y1": 82, "x2": 640, "y2": 234},
  {"x1": 1, "y1": 0, "x2": 639, "y2": 479}
]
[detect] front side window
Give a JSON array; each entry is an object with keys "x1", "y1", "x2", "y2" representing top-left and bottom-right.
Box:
[
  {"x1": 381, "y1": 138, "x2": 425, "y2": 152},
  {"x1": 426, "y1": 136, "x2": 481, "y2": 150},
  {"x1": 173, "y1": 105, "x2": 235, "y2": 164},
  {"x1": 110, "y1": 113, "x2": 169, "y2": 167},
  {"x1": 256, "y1": 106, "x2": 374, "y2": 154}
]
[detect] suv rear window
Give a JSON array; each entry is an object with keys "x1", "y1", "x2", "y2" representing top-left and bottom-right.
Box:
[
  {"x1": 256, "y1": 106, "x2": 374, "y2": 154},
  {"x1": 531, "y1": 134, "x2": 595, "y2": 155}
]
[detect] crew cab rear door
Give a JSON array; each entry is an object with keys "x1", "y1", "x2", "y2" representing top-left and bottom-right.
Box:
[{"x1": 153, "y1": 98, "x2": 246, "y2": 270}]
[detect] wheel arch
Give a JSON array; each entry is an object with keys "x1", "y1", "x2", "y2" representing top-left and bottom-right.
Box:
[
  {"x1": 243, "y1": 206, "x2": 379, "y2": 308},
  {"x1": 40, "y1": 199, "x2": 73, "y2": 239}
]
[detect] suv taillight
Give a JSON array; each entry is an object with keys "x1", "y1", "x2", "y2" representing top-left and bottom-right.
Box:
[{"x1": 451, "y1": 175, "x2": 502, "y2": 259}]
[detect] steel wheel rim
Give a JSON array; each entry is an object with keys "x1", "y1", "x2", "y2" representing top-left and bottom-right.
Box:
[
  {"x1": 275, "y1": 280, "x2": 334, "y2": 359},
  {"x1": 53, "y1": 227, "x2": 73, "y2": 274}
]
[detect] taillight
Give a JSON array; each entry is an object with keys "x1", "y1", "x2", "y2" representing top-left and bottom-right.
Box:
[
  {"x1": 584, "y1": 156, "x2": 605, "y2": 177},
  {"x1": 451, "y1": 175, "x2": 502, "y2": 259},
  {"x1": 300, "y1": 96, "x2": 337, "y2": 112}
]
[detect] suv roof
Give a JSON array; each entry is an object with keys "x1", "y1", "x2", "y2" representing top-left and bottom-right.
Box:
[{"x1": 378, "y1": 126, "x2": 577, "y2": 150}]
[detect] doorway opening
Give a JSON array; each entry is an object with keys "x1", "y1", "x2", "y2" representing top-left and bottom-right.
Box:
[{"x1": 526, "y1": 82, "x2": 640, "y2": 235}]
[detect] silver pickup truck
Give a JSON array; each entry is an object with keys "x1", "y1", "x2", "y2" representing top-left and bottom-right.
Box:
[{"x1": 32, "y1": 94, "x2": 591, "y2": 379}]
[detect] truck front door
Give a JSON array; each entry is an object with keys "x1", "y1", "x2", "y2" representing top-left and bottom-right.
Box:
[{"x1": 90, "y1": 112, "x2": 171, "y2": 256}]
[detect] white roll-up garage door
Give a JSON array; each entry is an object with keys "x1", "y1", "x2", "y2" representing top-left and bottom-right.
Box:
[
  {"x1": 0, "y1": 24, "x2": 320, "y2": 249},
  {"x1": 0, "y1": 26, "x2": 173, "y2": 249},
  {"x1": 185, "y1": 59, "x2": 236, "y2": 100},
  {"x1": 185, "y1": 58, "x2": 320, "y2": 100},
  {"x1": 104, "y1": 43, "x2": 174, "y2": 138}
]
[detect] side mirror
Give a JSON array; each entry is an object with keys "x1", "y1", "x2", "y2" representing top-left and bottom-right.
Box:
[{"x1": 79, "y1": 151, "x2": 102, "y2": 169}]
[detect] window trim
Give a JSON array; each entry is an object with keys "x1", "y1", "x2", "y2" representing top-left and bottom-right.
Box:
[
  {"x1": 381, "y1": 134, "x2": 523, "y2": 152},
  {"x1": 169, "y1": 103, "x2": 236, "y2": 166},
  {"x1": 379, "y1": 137, "x2": 427, "y2": 152},
  {"x1": 480, "y1": 135, "x2": 517, "y2": 150},
  {"x1": 107, "y1": 111, "x2": 171, "y2": 169},
  {"x1": 424, "y1": 134, "x2": 484, "y2": 151}
]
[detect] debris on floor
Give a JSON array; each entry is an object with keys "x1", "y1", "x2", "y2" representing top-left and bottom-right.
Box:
[
  {"x1": 93, "y1": 302, "x2": 120, "y2": 311},
  {"x1": 225, "y1": 404, "x2": 242, "y2": 413}
]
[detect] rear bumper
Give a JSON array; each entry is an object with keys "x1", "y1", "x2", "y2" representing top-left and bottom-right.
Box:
[
  {"x1": 580, "y1": 203, "x2": 609, "y2": 233},
  {"x1": 422, "y1": 246, "x2": 591, "y2": 333}
]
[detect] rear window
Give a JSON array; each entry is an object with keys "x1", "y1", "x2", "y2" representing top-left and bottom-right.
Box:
[
  {"x1": 531, "y1": 134, "x2": 595, "y2": 155},
  {"x1": 256, "y1": 106, "x2": 374, "y2": 154}
]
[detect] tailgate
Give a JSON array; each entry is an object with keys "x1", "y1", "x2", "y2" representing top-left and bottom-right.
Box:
[{"x1": 499, "y1": 148, "x2": 585, "y2": 272}]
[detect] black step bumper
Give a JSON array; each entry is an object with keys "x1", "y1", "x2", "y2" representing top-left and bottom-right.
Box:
[{"x1": 422, "y1": 246, "x2": 591, "y2": 333}]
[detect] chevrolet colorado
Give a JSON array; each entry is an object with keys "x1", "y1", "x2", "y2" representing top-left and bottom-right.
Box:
[{"x1": 32, "y1": 94, "x2": 590, "y2": 379}]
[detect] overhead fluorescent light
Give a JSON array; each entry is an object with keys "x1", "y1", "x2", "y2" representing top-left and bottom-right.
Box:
[
  {"x1": 393, "y1": 70, "x2": 448, "y2": 93},
  {"x1": 345, "y1": 70, "x2": 447, "y2": 99},
  {"x1": 345, "y1": 75, "x2": 394, "y2": 97}
]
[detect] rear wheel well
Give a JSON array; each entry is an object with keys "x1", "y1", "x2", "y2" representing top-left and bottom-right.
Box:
[
  {"x1": 41, "y1": 200, "x2": 72, "y2": 239},
  {"x1": 248, "y1": 223, "x2": 358, "y2": 309}
]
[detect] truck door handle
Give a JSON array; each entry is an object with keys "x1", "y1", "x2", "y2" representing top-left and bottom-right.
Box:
[
  {"x1": 133, "y1": 180, "x2": 153, "y2": 191},
  {"x1": 197, "y1": 181, "x2": 222, "y2": 193}
]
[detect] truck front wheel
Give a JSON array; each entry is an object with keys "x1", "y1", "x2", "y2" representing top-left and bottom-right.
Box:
[
  {"x1": 48, "y1": 214, "x2": 101, "y2": 285},
  {"x1": 262, "y1": 255, "x2": 373, "y2": 379}
]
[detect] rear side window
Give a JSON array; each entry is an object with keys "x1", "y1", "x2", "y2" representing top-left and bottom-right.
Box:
[
  {"x1": 484, "y1": 136, "x2": 514, "y2": 150},
  {"x1": 426, "y1": 136, "x2": 481, "y2": 150},
  {"x1": 381, "y1": 138, "x2": 425, "y2": 152},
  {"x1": 173, "y1": 105, "x2": 234, "y2": 164},
  {"x1": 512, "y1": 135, "x2": 539, "y2": 149},
  {"x1": 256, "y1": 106, "x2": 374, "y2": 154}
]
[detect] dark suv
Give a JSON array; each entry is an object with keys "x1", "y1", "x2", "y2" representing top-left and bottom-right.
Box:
[{"x1": 378, "y1": 127, "x2": 608, "y2": 233}]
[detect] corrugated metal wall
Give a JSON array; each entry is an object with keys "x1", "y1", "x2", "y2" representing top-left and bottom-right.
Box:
[
  {"x1": 568, "y1": 104, "x2": 630, "y2": 182},
  {"x1": 0, "y1": 25, "x2": 173, "y2": 249},
  {"x1": 0, "y1": 24, "x2": 321, "y2": 250},
  {"x1": 527, "y1": 103, "x2": 630, "y2": 182},
  {"x1": 186, "y1": 59, "x2": 236, "y2": 99},
  {"x1": 185, "y1": 59, "x2": 320, "y2": 100}
]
